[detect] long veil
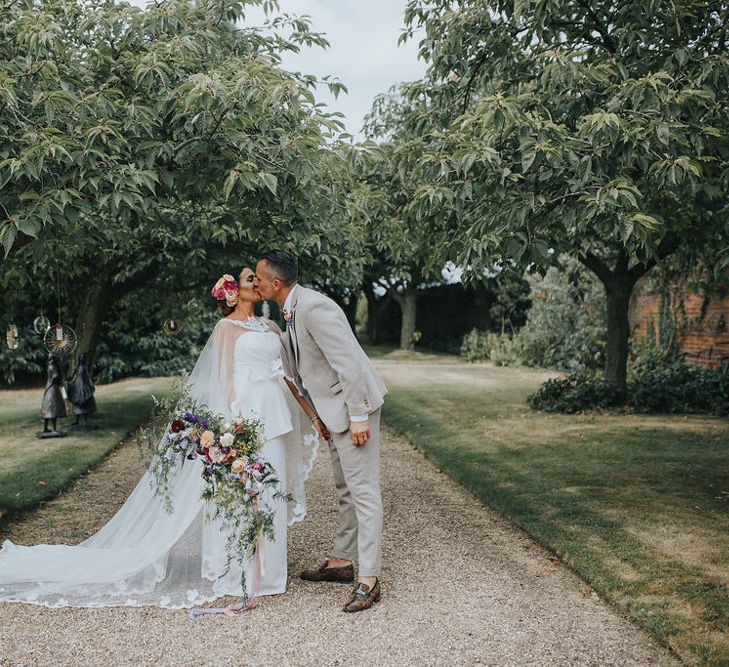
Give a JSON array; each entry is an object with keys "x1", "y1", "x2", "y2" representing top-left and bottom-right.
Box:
[{"x1": 0, "y1": 319, "x2": 318, "y2": 608}]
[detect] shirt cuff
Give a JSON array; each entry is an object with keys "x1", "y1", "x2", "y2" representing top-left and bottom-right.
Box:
[{"x1": 349, "y1": 415, "x2": 369, "y2": 422}]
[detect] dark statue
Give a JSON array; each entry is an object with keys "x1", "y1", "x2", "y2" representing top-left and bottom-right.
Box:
[
  {"x1": 64, "y1": 352, "x2": 97, "y2": 431},
  {"x1": 38, "y1": 355, "x2": 66, "y2": 439}
]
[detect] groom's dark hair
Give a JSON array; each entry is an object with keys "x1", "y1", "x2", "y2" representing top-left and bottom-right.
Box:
[{"x1": 260, "y1": 249, "x2": 298, "y2": 285}]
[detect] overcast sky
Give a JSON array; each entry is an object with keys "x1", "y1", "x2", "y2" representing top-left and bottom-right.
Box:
[
  {"x1": 128, "y1": 1, "x2": 425, "y2": 138},
  {"x1": 256, "y1": 1, "x2": 425, "y2": 137}
]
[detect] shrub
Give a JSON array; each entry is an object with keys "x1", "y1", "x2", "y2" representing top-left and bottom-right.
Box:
[
  {"x1": 461, "y1": 330, "x2": 520, "y2": 365},
  {"x1": 515, "y1": 263, "x2": 605, "y2": 371},
  {"x1": 628, "y1": 355, "x2": 729, "y2": 416},
  {"x1": 528, "y1": 372, "x2": 622, "y2": 413},
  {"x1": 461, "y1": 258, "x2": 606, "y2": 371},
  {"x1": 529, "y1": 356, "x2": 729, "y2": 416}
]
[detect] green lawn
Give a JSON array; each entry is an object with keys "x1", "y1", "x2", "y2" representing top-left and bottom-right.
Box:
[
  {"x1": 375, "y1": 356, "x2": 729, "y2": 666},
  {"x1": 0, "y1": 377, "x2": 171, "y2": 519}
]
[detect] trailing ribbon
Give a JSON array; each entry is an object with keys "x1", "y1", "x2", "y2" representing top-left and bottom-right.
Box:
[
  {"x1": 188, "y1": 540, "x2": 262, "y2": 620},
  {"x1": 189, "y1": 499, "x2": 264, "y2": 620}
]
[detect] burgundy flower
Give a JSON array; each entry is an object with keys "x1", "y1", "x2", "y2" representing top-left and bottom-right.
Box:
[{"x1": 171, "y1": 419, "x2": 185, "y2": 433}]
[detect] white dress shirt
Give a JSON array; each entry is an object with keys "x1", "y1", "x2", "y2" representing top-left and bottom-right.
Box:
[{"x1": 283, "y1": 284, "x2": 367, "y2": 423}]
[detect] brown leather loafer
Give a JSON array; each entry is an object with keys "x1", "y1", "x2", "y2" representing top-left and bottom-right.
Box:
[
  {"x1": 300, "y1": 559, "x2": 355, "y2": 584},
  {"x1": 343, "y1": 579, "x2": 381, "y2": 613}
]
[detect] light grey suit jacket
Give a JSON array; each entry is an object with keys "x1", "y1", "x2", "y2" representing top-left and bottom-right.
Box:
[{"x1": 284, "y1": 286, "x2": 387, "y2": 433}]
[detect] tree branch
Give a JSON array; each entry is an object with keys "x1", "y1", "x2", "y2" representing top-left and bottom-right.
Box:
[
  {"x1": 628, "y1": 235, "x2": 680, "y2": 281},
  {"x1": 461, "y1": 52, "x2": 488, "y2": 115},
  {"x1": 577, "y1": 250, "x2": 613, "y2": 285},
  {"x1": 172, "y1": 107, "x2": 232, "y2": 156},
  {"x1": 576, "y1": 0, "x2": 617, "y2": 54}
]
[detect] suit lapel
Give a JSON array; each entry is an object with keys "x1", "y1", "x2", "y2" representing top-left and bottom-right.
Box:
[{"x1": 287, "y1": 286, "x2": 301, "y2": 368}]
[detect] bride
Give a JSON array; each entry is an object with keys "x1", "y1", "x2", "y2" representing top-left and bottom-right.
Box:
[{"x1": 0, "y1": 267, "x2": 323, "y2": 609}]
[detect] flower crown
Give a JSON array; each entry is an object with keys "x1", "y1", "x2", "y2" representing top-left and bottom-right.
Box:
[{"x1": 211, "y1": 274, "x2": 239, "y2": 308}]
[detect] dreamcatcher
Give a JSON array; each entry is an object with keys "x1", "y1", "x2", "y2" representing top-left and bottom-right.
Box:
[
  {"x1": 45, "y1": 323, "x2": 78, "y2": 354},
  {"x1": 44, "y1": 271, "x2": 77, "y2": 355}
]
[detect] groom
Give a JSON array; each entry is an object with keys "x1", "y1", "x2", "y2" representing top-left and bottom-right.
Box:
[{"x1": 254, "y1": 250, "x2": 387, "y2": 613}]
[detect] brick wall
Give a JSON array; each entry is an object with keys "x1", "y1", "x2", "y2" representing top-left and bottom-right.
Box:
[{"x1": 629, "y1": 276, "x2": 729, "y2": 366}]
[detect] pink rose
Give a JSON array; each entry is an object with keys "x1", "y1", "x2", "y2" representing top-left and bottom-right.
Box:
[
  {"x1": 208, "y1": 446, "x2": 225, "y2": 463},
  {"x1": 200, "y1": 430, "x2": 215, "y2": 448}
]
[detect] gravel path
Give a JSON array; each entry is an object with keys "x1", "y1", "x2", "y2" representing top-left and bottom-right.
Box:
[{"x1": 0, "y1": 427, "x2": 679, "y2": 666}]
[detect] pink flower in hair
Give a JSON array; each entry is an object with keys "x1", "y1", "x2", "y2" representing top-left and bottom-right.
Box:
[{"x1": 211, "y1": 274, "x2": 239, "y2": 307}]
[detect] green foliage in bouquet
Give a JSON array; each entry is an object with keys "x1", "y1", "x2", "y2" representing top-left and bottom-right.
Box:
[{"x1": 136, "y1": 375, "x2": 190, "y2": 498}]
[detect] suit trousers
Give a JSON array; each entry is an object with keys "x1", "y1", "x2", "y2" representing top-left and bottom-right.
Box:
[{"x1": 328, "y1": 409, "x2": 383, "y2": 577}]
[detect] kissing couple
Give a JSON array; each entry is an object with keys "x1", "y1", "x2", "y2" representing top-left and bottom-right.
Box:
[{"x1": 0, "y1": 250, "x2": 388, "y2": 615}]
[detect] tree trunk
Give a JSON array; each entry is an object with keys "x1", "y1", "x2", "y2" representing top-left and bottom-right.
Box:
[
  {"x1": 579, "y1": 240, "x2": 679, "y2": 396},
  {"x1": 331, "y1": 293, "x2": 357, "y2": 333},
  {"x1": 603, "y1": 276, "x2": 634, "y2": 393},
  {"x1": 364, "y1": 283, "x2": 379, "y2": 344},
  {"x1": 342, "y1": 296, "x2": 358, "y2": 333},
  {"x1": 394, "y1": 287, "x2": 418, "y2": 350},
  {"x1": 579, "y1": 251, "x2": 641, "y2": 395},
  {"x1": 72, "y1": 279, "x2": 112, "y2": 375}
]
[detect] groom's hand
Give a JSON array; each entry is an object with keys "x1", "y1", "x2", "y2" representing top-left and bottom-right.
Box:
[{"x1": 350, "y1": 420, "x2": 370, "y2": 447}]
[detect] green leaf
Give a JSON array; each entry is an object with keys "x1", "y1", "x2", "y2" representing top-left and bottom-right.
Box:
[
  {"x1": 223, "y1": 170, "x2": 240, "y2": 200},
  {"x1": 259, "y1": 172, "x2": 278, "y2": 196}
]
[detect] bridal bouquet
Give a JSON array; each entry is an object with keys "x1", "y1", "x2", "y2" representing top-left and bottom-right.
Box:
[{"x1": 139, "y1": 387, "x2": 287, "y2": 599}]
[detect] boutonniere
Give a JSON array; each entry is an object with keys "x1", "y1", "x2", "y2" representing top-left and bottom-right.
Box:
[{"x1": 283, "y1": 309, "x2": 294, "y2": 328}]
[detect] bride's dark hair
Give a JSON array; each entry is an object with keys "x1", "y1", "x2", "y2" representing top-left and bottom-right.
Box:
[{"x1": 218, "y1": 302, "x2": 235, "y2": 316}]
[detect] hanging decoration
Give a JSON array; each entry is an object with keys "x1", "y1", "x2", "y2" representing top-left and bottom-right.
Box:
[
  {"x1": 33, "y1": 314, "x2": 51, "y2": 334},
  {"x1": 5, "y1": 295, "x2": 18, "y2": 350},
  {"x1": 44, "y1": 324, "x2": 78, "y2": 355},
  {"x1": 44, "y1": 271, "x2": 78, "y2": 355},
  {"x1": 34, "y1": 288, "x2": 51, "y2": 333},
  {"x1": 163, "y1": 319, "x2": 183, "y2": 335},
  {"x1": 5, "y1": 322, "x2": 18, "y2": 350}
]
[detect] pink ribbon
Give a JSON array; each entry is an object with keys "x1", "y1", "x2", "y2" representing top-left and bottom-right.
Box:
[{"x1": 188, "y1": 541, "x2": 261, "y2": 620}]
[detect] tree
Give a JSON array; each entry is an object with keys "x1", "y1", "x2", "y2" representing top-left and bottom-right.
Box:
[
  {"x1": 396, "y1": 0, "x2": 729, "y2": 391},
  {"x1": 1, "y1": 0, "x2": 367, "y2": 369},
  {"x1": 360, "y1": 90, "x2": 453, "y2": 350}
]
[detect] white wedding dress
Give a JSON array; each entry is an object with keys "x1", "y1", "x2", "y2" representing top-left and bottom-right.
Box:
[{"x1": 0, "y1": 317, "x2": 318, "y2": 608}]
